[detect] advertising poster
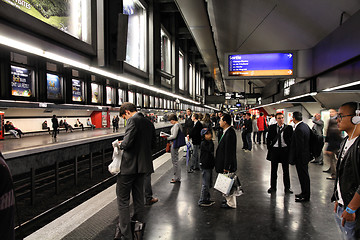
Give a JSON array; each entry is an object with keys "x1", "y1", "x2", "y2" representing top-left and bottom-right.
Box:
[
  {"x1": 118, "y1": 89, "x2": 124, "y2": 105},
  {"x1": 155, "y1": 97, "x2": 159, "y2": 108},
  {"x1": 106, "y1": 86, "x2": 112, "y2": 104},
  {"x1": 47, "y1": 73, "x2": 62, "y2": 100},
  {"x1": 2, "y1": 0, "x2": 91, "y2": 43},
  {"x1": 11, "y1": 65, "x2": 33, "y2": 97},
  {"x1": 137, "y1": 93, "x2": 142, "y2": 107},
  {"x1": 128, "y1": 91, "x2": 134, "y2": 104},
  {"x1": 91, "y1": 83, "x2": 100, "y2": 103},
  {"x1": 72, "y1": 79, "x2": 83, "y2": 102}
]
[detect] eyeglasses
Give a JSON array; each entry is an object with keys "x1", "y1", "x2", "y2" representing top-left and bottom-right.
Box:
[{"x1": 336, "y1": 114, "x2": 354, "y2": 121}]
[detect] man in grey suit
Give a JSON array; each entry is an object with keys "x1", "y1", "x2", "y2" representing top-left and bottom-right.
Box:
[
  {"x1": 289, "y1": 111, "x2": 312, "y2": 202},
  {"x1": 114, "y1": 103, "x2": 156, "y2": 240},
  {"x1": 310, "y1": 113, "x2": 324, "y2": 165}
]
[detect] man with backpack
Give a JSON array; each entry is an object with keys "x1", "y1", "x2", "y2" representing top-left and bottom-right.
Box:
[{"x1": 289, "y1": 111, "x2": 312, "y2": 202}]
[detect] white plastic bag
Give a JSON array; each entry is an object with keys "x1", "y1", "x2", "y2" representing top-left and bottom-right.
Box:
[
  {"x1": 214, "y1": 173, "x2": 235, "y2": 196},
  {"x1": 108, "y1": 140, "x2": 123, "y2": 175}
]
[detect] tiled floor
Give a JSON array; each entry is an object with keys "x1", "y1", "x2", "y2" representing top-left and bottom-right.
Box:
[{"x1": 62, "y1": 131, "x2": 341, "y2": 240}]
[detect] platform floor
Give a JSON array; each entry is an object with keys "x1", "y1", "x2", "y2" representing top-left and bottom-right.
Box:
[{"x1": 30, "y1": 131, "x2": 340, "y2": 240}]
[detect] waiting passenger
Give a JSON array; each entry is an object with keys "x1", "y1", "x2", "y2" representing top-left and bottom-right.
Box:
[
  {"x1": 332, "y1": 102, "x2": 360, "y2": 239},
  {"x1": 252, "y1": 115, "x2": 259, "y2": 143},
  {"x1": 87, "y1": 118, "x2": 95, "y2": 130},
  {"x1": 266, "y1": 112, "x2": 293, "y2": 194},
  {"x1": 242, "y1": 113, "x2": 252, "y2": 152},
  {"x1": 310, "y1": 113, "x2": 324, "y2": 165},
  {"x1": 51, "y1": 115, "x2": 59, "y2": 139},
  {"x1": 257, "y1": 112, "x2": 268, "y2": 144},
  {"x1": 4, "y1": 121, "x2": 19, "y2": 138},
  {"x1": 74, "y1": 119, "x2": 84, "y2": 131},
  {"x1": 289, "y1": 111, "x2": 311, "y2": 202},
  {"x1": 215, "y1": 113, "x2": 238, "y2": 209},
  {"x1": 42, "y1": 120, "x2": 51, "y2": 134},
  {"x1": 198, "y1": 128, "x2": 215, "y2": 207},
  {"x1": 63, "y1": 120, "x2": 73, "y2": 133},
  {"x1": 112, "y1": 116, "x2": 119, "y2": 132},
  {"x1": 188, "y1": 113, "x2": 203, "y2": 172},
  {"x1": 166, "y1": 113, "x2": 184, "y2": 183},
  {"x1": 113, "y1": 102, "x2": 156, "y2": 240}
]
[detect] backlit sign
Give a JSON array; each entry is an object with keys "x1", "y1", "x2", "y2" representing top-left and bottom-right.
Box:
[{"x1": 228, "y1": 53, "x2": 294, "y2": 77}]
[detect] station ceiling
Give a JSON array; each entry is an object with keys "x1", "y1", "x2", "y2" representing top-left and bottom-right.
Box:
[{"x1": 175, "y1": 0, "x2": 360, "y2": 94}]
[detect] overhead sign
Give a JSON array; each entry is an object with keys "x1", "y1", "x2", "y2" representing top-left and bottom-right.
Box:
[{"x1": 228, "y1": 53, "x2": 294, "y2": 77}]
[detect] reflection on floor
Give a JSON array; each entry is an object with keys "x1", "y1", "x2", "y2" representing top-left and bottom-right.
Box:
[{"x1": 64, "y1": 131, "x2": 340, "y2": 240}]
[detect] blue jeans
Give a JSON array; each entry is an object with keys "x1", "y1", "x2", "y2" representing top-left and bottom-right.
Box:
[
  {"x1": 334, "y1": 205, "x2": 357, "y2": 240},
  {"x1": 198, "y1": 169, "x2": 212, "y2": 204}
]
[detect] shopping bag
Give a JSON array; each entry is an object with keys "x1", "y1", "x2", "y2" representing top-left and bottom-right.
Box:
[
  {"x1": 108, "y1": 140, "x2": 123, "y2": 175},
  {"x1": 214, "y1": 173, "x2": 235, "y2": 195},
  {"x1": 166, "y1": 142, "x2": 172, "y2": 153}
]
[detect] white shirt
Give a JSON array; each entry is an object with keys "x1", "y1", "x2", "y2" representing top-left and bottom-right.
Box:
[
  {"x1": 294, "y1": 121, "x2": 303, "y2": 129},
  {"x1": 273, "y1": 124, "x2": 287, "y2": 148},
  {"x1": 336, "y1": 136, "x2": 359, "y2": 205}
]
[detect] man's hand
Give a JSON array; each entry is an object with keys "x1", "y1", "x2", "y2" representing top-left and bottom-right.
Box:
[
  {"x1": 341, "y1": 210, "x2": 356, "y2": 227},
  {"x1": 334, "y1": 201, "x2": 338, "y2": 213},
  {"x1": 223, "y1": 169, "x2": 229, "y2": 173}
]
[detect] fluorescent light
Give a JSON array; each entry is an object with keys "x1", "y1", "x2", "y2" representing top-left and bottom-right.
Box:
[
  {"x1": 287, "y1": 92, "x2": 317, "y2": 100},
  {"x1": 0, "y1": 35, "x2": 200, "y2": 105},
  {"x1": 323, "y1": 81, "x2": 360, "y2": 92}
]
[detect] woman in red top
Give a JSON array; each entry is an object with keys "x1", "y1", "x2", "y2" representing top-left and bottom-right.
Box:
[{"x1": 257, "y1": 112, "x2": 268, "y2": 144}]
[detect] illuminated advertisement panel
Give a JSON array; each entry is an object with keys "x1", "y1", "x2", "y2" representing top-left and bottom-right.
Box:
[
  {"x1": 106, "y1": 86, "x2": 113, "y2": 104},
  {"x1": 47, "y1": 73, "x2": 62, "y2": 100},
  {"x1": 91, "y1": 83, "x2": 100, "y2": 103},
  {"x1": 11, "y1": 65, "x2": 33, "y2": 97},
  {"x1": 72, "y1": 79, "x2": 83, "y2": 102},
  {"x1": 228, "y1": 53, "x2": 294, "y2": 77},
  {"x1": 2, "y1": 0, "x2": 92, "y2": 43}
]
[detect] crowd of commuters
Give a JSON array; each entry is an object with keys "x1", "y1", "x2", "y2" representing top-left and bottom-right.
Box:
[{"x1": 2, "y1": 101, "x2": 360, "y2": 239}]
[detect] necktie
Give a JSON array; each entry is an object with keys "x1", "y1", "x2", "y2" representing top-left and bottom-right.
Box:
[{"x1": 278, "y1": 126, "x2": 282, "y2": 148}]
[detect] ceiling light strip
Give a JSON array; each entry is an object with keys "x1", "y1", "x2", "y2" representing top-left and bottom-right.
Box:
[
  {"x1": 322, "y1": 81, "x2": 360, "y2": 92},
  {"x1": 0, "y1": 35, "x2": 203, "y2": 106}
]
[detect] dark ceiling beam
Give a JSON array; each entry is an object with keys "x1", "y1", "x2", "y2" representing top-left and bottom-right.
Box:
[{"x1": 159, "y1": 2, "x2": 179, "y2": 13}]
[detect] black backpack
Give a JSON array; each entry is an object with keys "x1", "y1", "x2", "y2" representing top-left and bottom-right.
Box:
[{"x1": 309, "y1": 129, "x2": 324, "y2": 159}]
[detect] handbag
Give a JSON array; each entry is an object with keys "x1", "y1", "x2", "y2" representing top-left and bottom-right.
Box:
[
  {"x1": 214, "y1": 173, "x2": 235, "y2": 195},
  {"x1": 166, "y1": 142, "x2": 172, "y2": 153},
  {"x1": 108, "y1": 140, "x2": 123, "y2": 175},
  {"x1": 173, "y1": 129, "x2": 186, "y2": 148}
]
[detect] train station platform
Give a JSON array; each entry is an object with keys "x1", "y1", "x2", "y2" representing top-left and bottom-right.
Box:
[{"x1": 25, "y1": 131, "x2": 340, "y2": 240}]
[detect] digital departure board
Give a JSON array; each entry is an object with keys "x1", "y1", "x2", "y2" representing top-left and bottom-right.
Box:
[{"x1": 228, "y1": 53, "x2": 294, "y2": 77}]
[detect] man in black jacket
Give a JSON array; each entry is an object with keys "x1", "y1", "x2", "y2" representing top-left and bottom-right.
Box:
[
  {"x1": 242, "y1": 113, "x2": 253, "y2": 152},
  {"x1": 266, "y1": 112, "x2": 293, "y2": 194},
  {"x1": 332, "y1": 102, "x2": 360, "y2": 239},
  {"x1": 289, "y1": 111, "x2": 312, "y2": 202},
  {"x1": 114, "y1": 103, "x2": 156, "y2": 240},
  {"x1": 184, "y1": 108, "x2": 194, "y2": 135},
  {"x1": 215, "y1": 113, "x2": 237, "y2": 208},
  {"x1": 188, "y1": 113, "x2": 203, "y2": 172}
]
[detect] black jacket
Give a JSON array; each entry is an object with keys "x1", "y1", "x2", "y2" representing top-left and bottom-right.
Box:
[
  {"x1": 119, "y1": 112, "x2": 156, "y2": 174},
  {"x1": 189, "y1": 121, "x2": 203, "y2": 145},
  {"x1": 266, "y1": 124, "x2": 293, "y2": 161},
  {"x1": 0, "y1": 152, "x2": 15, "y2": 240},
  {"x1": 184, "y1": 115, "x2": 194, "y2": 135},
  {"x1": 52, "y1": 117, "x2": 59, "y2": 128},
  {"x1": 215, "y1": 127, "x2": 237, "y2": 173},
  {"x1": 289, "y1": 122, "x2": 311, "y2": 165},
  {"x1": 243, "y1": 119, "x2": 252, "y2": 133},
  {"x1": 200, "y1": 140, "x2": 215, "y2": 169},
  {"x1": 326, "y1": 118, "x2": 342, "y2": 152}
]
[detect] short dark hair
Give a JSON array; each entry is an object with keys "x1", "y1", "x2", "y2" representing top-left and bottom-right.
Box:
[
  {"x1": 293, "y1": 111, "x2": 302, "y2": 121},
  {"x1": 246, "y1": 113, "x2": 251, "y2": 117},
  {"x1": 341, "y1": 102, "x2": 358, "y2": 115},
  {"x1": 168, "y1": 113, "x2": 178, "y2": 121},
  {"x1": 187, "y1": 108, "x2": 192, "y2": 112},
  {"x1": 260, "y1": 112, "x2": 264, "y2": 116},
  {"x1": 222, "y1": 114, "x2": 232, "y2": 125},
  {"x1": 193, "y1": 113, "x2": 199, "y2": 120},
  {"x1": 120, "y1": 102, "x2": 137, "y2": 116},
  {"x1": 275, "y1": 112, "x2": 284, "y2": 118}
]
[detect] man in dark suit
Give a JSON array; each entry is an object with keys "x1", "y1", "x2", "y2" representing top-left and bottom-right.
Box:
[
  {"x1": 215, "y1": 113, "x2": 237, "y2": 209},
  {"x1": 188, "y1": 113, "x2": 203, "y2": 172},
  {"x1": 289, "y1": 111, "x2": 312, "y2": 202},
  {"x1": 114, "y1": 103, "x2": 156, "y2": 240},
  {"x1": 266, "y1": 112, "x2": 293, "y2": 194}
]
